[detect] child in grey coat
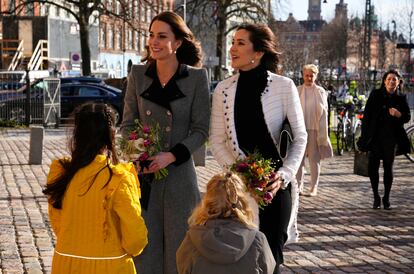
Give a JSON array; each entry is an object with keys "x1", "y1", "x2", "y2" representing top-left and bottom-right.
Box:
[{"x1": 176, "y1": 172, "x2": 275, "y2": 274}]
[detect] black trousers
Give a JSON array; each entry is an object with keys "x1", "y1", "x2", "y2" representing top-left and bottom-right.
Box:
[
  {"x1": 368, "y1": 141, "x2": 396, "y2": 201},
  {"x1": 259, "y1": 184, "x2": 292, "y2": 269}
]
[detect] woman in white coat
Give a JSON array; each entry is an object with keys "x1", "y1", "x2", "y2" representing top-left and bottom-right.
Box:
[
  {"x1": 296, "y1": 64, "x2": 333, "y2": 196},
  {"x1": 210, "y1": 24, "x2": 307, "y2": 274}
]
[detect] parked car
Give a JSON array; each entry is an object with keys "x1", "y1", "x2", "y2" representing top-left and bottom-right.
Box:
[
  {"x1": 0, "y1": 78, "x2": 123, "y2": 125},
  {"x1": 60, "y1": 81, "x2": 123, "y2": 124},
  {"x1": 60, "y1": 76, "x2": 104, "y2": 85}
]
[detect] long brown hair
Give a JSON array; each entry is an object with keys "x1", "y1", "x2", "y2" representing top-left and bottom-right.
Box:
[
  {"x1": 43, "y1": 103, "x2": 118, "y2": 209},
  {"x1": 142, "y1": 11, "x2": 203, "y2": 67},
  {"x1": 236, "y1": 24, "x2": 280, "y2": 73}
]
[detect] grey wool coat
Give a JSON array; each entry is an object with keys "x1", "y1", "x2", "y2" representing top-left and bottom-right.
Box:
[{"x1": 120, "y1": 62, "x2": 210, "y2": 274}]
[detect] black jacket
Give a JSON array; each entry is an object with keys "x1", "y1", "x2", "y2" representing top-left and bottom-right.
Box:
[{"x1": 357, "y1": 88, "x2": 411, "y2": 155}]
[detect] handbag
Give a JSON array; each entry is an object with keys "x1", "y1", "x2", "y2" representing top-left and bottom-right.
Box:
[
  {"x1": 278, "y1": 118, "x2": 293, "y2": 160},
  {"x1": 353, "y1": 150, "x2": 369, "y2": 177}
]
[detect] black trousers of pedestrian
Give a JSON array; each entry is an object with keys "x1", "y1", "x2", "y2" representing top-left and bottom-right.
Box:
[
  {"x1": 368, "y1": 141, "x2": 396, "y2": 202},
  {"x1": 259, "y1": 184, "x2": 292, "y2": 274}
]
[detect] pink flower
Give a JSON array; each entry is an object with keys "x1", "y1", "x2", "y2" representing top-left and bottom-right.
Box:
[
  {"x1": 144, "y1": 139, "x2": 152, "y2": 147},
  {"x1": 129, "y1": 132, "x2": 138, "y2": 140},
  {"x1": 143, "y1": 126, "x2": 151, "y2": 134},
  {"x1": 235, "y1": 162, "x2": 249, "y2": 172},
  {"x1": 138, "y1": 152, "x2": 150, "y2": 161},
  {"x1": 263, "y1": 191, "x2": 273, "y2": 204}
]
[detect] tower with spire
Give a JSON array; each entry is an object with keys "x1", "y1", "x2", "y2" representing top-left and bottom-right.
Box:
[{"x1": 308, "y1": 0, "x2": 322, "y2": 20}]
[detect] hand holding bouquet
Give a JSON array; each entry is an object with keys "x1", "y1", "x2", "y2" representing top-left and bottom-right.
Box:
[
  {"x1": 230, "y1": 151, "x2": 278, "y2": 208},
  {"x1": 119, "y1": 119, "x2": 168, "y2": 180}
]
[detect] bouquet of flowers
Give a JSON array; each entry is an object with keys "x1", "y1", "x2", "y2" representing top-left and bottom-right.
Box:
[
  {"x1": 119, "y1": 119, "x2": 168, "y2": 180},
  {"x1": 230, "y1": 151, "x2": 277, "y2": 208}
]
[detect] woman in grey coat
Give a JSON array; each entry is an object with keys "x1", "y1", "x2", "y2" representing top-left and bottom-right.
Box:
[
  {"x1": 177, "y1": 172, "x2": 275, "y2": 274},
  {"x1": 121, "y1": 12, "x2": 210, "y2": 274}
]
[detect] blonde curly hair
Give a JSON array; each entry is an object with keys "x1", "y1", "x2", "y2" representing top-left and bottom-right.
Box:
[{"x1": 188, "y1": 172, "x2": 256, "y2": 228}]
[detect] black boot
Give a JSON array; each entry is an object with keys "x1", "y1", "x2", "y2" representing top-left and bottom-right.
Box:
[
  {"x1": 373, "y1": 195, "x2": 381, "y2": 209},
  {"x1": 382, "y1": 197, "x2": 391, "y2": 210},
  {"x1": 274, "y1": 264, "x2": 281, "y2": 274}
]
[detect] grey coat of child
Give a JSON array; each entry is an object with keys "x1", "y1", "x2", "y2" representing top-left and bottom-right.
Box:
[{"x1": 176, "y1": 219, "x2": 276, "y2": 274}]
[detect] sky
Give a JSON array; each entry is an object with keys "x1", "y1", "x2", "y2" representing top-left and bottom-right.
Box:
[{"x1": 274, "y1": 0, "x2": 413, "y2": 34}]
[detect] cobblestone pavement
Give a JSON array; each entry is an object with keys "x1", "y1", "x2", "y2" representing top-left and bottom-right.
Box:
[{"x1": 0, "y1": 128, "x2": 413, "y2": 274}]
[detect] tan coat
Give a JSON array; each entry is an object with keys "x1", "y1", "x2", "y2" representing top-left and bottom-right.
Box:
[{"x1": 297, "y1": 84, "x2": 333, "y2": 159}]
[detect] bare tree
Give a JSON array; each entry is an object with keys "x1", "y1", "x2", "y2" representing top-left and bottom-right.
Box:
[
  {"x1": 1, "y1": 0, "x2": 158, "y2": 76},
  {"x1": 319, "y1": 15, "x2": 348, "y2": 82}
]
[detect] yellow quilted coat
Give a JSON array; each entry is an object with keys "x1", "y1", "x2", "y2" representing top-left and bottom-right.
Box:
[{"x1": 47, "y1": 154, "x2": 148, "y2": 274}]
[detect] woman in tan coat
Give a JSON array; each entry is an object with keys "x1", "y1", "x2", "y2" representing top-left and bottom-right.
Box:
[{"x1": 296, "y1": 64, "x2": 333, "y2": 196}]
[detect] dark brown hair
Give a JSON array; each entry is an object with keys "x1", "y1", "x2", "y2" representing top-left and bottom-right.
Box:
[
  {"x1": 380, "y1": 69, "x2": 403, "y2": 92},
  {"x1": 43, "y1": 103, "x2": 118, "y2": 209},
  {"x1": 143, "y1": 11, "x2": 202, "y2": 67},
  {"x1": 236, "y1": 23, "x2": 280, "y2": 73}
]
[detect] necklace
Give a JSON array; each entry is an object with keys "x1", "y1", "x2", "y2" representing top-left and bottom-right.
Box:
[{"x1": 161, "y1": 82, "x2": 167, "y2": 88}]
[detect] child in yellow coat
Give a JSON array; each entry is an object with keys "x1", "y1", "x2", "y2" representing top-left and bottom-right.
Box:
[{"x1": 44, "y1": 103, "x2": 148, "y2": 274}]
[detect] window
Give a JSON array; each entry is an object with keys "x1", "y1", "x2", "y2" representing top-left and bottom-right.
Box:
[
  {"x1": 107, "y1": 0, "x2": 112, "y2": 12},
  {"x1": 134, "y1": 31, "x2": 139, "y2": 51},
  {"x1": 26, "y1": 3, "x2": 34, "y2": 16},
  {"x1": 108, "y1": 25, "x2": 114, "y2": 49},
  {"x1": 115, "y1": 28, "x2": 122, "y2": 50},
  {"x1": 100, "y1": 24, "x2": 106, "y2": 48},
  {"x1": 127, "y1": 29, "x2": 133, "y2": 50},
  {"x1": 116, "y1": 1, "x2": 120, "y2": 15},
  {"x1": 8, "y1": 0, "x2": 16, "y2": 14},
  {"x1": 78, "y1": 87, "x2": 103, "y2": 97},
  {"x1": 146, "y1": 7, "x2": 151, "y2": 22},
  {"x1": 60, "y1": 86, "x2": 73, "y2": 96}
]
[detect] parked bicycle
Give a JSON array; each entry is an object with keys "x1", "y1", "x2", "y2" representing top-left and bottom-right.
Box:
[
  {"x1": 335, "y1": 102, "x2": 353, "y2": 155},
  {"x1": 336, "y1": 94, "x2": 367, "y2": 155}
]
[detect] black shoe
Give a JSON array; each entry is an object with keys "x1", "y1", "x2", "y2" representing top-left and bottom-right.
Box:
[
  {"x1": 382, "y1": 198, "x2": 391, "y2": 210},
  {"x1": 373, "y1": 197, "x2": 381, "y2": 209}
]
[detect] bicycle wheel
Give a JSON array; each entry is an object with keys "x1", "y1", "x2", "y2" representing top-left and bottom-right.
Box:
[
  {"x1": 344, "y1": 119, "x2": 353, "y2": 151},
  {"x1": 336, "y1": 123, "x2": 344, "y2": 155},
  {"x1": 353, "y1": 123, "x2": 362, "y2": 151},
  {"x1": 405, "y1": 126, "x2": 414, "y2": 163}
]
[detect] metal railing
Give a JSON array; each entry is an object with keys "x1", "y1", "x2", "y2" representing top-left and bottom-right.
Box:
[
  {"x1": 0, "y1": 73, "x2": 60, "y2": 127},
  {"x1": 27, "y1": 40, "x2": 48, "y2": 71},
  {"x1": 7, "y1": 40, "x2": 25, "y2": 71}
]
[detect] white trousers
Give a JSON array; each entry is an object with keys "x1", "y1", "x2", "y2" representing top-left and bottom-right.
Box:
[{"x1": 296, "y1": 130, "x2": 321, "y2": 192}]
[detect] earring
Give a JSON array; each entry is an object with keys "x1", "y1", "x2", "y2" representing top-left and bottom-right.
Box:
[
  {"x1": 174, "y1": 50, "x2": 177, "y2": 54},
  {"x1": 250, "y1": 59, "x2": 255, "y2": 64}
]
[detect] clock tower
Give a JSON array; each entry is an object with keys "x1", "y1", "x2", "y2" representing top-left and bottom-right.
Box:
[{"x1": 308, "y1": 0, "x2": 322, "y2": 20}]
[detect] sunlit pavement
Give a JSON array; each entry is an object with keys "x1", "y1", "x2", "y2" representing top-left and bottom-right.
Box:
[{"x1": 0, "y1": 128, "x2": 413, "y2": 273}]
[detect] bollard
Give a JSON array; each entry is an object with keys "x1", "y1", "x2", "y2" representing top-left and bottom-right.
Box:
[{"x1": 29, "y1": 126, "x2": 44, "y2": 165}]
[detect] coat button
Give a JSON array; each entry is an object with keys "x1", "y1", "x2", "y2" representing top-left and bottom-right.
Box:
[
  {"x1": 146, "y1": 110, "x2": 152, "y2": 116},
  {"x1": 165, "y1": 126, "x2": 171, "y2": 132},
  {"x1": 166, "y1": 110, "x2": 172, "y2": 116}
]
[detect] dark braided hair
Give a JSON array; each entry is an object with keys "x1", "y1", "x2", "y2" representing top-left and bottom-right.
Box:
[{"x1": 43, "y1": 103, "x2": 119, "y2": 209}]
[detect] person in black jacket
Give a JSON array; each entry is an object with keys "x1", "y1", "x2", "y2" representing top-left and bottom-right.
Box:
[{"x1": 357, "y1": 70, "x2": 411, "y2": 210}]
